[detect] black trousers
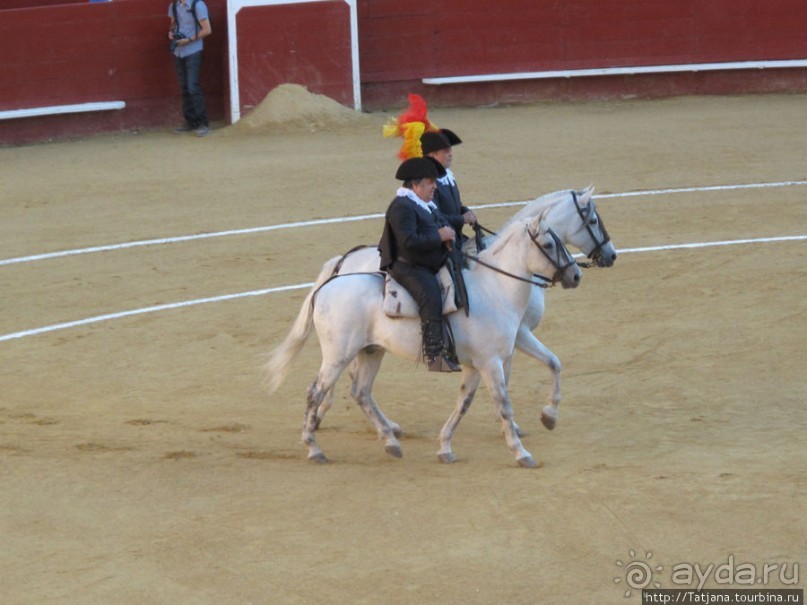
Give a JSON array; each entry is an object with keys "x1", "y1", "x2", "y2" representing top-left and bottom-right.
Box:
[{"x1": 388, "y1": 261, "x2": 442, "y2": 322}]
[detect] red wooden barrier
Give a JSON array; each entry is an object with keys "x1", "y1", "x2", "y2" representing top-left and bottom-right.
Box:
[
  {"x1": 0, "y1": 0, "x2": 226, "y2": 145},
  {"x1": 2, "y1": 0, "x2": 806, "y2": 145},
  {"x1": 358, "y1": 0, "x2": 807, "y2": 107},
  {"x1": 235, "y1": 1, "x2": 353, "y2": 114}
]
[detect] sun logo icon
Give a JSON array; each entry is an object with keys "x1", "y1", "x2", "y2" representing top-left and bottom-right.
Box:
[{"x1": 614, "y1": 550, "x2": 664, "y2": 598}]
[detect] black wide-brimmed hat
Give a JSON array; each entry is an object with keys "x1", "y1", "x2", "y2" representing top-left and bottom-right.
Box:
[
  {"x1": 440, "y1": 128, "x2": 462, "y2": 146},
  {"x1": 395, "y1": 156, "x2": 447, "y2": 180},
  {"x1": 420, "y1": 128, "x2": 463, "y2": 154},
  {"x1": 420, "y1": 132, "x2": 450, "y2": 155}
]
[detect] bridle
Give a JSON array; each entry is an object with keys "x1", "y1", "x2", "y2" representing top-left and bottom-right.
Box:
[
  {"x1": 528, "y1": 222, "x2": 578, "y2": 284},
  {"x1": 571, "y1": 190, "x2": 612, "y2": 268},
  {"x1": 472, "y1": 190, "x2": 611, "y2": 270},
  {"x1": 462, "y1": 223, "x2": 576, "y2": 288}
]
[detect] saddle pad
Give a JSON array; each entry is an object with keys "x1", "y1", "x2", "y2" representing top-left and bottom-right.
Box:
[{"x1": 383, "y1": 266, "x2": 458, "y2": 318}]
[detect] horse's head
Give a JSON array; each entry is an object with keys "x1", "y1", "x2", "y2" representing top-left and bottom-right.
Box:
[
  {"x1": 528, "y1": 212, "x2": 582, "y2": 289},
  {"x1": 563, "y1": 186, "x2": 617, "y2": 268}
]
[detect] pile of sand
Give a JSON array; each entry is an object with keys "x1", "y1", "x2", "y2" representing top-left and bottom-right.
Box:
[{"x1": 225, "y1": 84, "x2": 379, "y2": 134}]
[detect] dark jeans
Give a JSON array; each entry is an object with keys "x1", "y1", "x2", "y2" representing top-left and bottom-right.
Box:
[
  {"x1": 173, "y1": 50, "x2": 208, "y2": 128},
  {"x1": 389, "y1": 261, "x2": 442, "y2": 322}
]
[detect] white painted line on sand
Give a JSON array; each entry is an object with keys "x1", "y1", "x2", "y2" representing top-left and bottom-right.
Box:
[
  {"x1": 2, "y1": 234, "x2": 804, "y2": 343},
  {"x1": 3, "y1": 180, "x2": 805, "y2": 267}
]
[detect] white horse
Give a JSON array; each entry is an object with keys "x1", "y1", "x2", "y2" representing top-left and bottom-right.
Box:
[
  {"x1": 265, "y1": 213, "x2": 582, "y2": 467},
  {"x1": 309, "y1": 187, "x2": 615, "y2": 437}
]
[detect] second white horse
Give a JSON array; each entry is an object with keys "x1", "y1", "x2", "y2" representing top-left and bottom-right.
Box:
[{"x1": 310, "y1": 186, "x2": 615, "y2": 437}]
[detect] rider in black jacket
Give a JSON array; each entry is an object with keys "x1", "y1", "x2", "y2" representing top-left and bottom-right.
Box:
[
  {"x1": 378, "y1": 157, "x2": 462, "y2": 372},
  {"x1": 420, "y1": 129, "x2": 477, "y2": 249}
]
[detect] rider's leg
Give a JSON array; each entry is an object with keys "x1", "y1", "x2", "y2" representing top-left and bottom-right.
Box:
[{"x1": 390, "y1": 261, "x2": 460, "y2": 373}]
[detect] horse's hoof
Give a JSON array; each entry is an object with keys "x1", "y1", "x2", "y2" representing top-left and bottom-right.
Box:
[
  {"x1": 390, "y1": 425, "x2": 404, "y2": 439},
  {"x1": 541, "y1": 407, "x2": 557, "y2": 430},
  {"x1": 517, "y1": 455, "x2": 538, "y2": 468},
  {"x1": 385, "y1": 444, "x2": 403, "y2": 458},
  {"x1": 437, "y1": 452, "x2": 456, "y2": 464},
  {"x1": 308, "y1": 452, "x2": 328, "y2": 464}
]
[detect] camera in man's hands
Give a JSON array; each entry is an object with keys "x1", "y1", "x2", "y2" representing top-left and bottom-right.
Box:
[{"x1": 169, "y1": 30, "x2": 185, "y2": 53}]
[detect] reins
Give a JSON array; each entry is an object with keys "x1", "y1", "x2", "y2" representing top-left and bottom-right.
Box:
[
  {"x1": 472, "y1": 222, "x2": 497, "y2": 237},
  {"x1": 463, "y1": 223, "x2": 575, "y2": 288},
  {"x1": 461, "y1": 249, "x2": 554, "y2": 288},
  {"x1": 316, "y1": 203, "x2": 588, "y2": 302}
]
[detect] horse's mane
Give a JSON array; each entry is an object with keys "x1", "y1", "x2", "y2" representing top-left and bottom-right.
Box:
[
  {"x1": 498, "y1": 185, "x2": 595, "y2": 232},
  {"x1": 479, "y1": 214, "x2": 531, "y2": 258},
  {"x1": 498, "y1": 189, "x2": 573, "y2": 233},
  {"x1": 472, "y1": 185, "x2": 595, "y2": 262},
  {"x1": 473, "y1": 190, "x2": 571, "y2": 259}
]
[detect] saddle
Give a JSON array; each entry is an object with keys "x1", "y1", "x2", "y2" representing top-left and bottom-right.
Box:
[{"x1": 383, "y1": 265, "x2": 459, "y2": 318}]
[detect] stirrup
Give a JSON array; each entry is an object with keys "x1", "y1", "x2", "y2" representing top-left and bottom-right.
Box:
[{"x1": 427, "y1": 355, "x2": 462, "y2": 373}]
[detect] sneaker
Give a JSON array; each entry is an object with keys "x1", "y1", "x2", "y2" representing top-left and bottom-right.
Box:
[
  {"x1": 172, "y1": 124, "x2": 193, "y2": 134},
  {"x1": 195, "y1": 125, "x2": 210, "y2": 137}
]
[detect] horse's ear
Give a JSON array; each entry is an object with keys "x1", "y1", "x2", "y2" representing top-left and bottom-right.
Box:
[
  {"x1": 531, "y1": 209, "x2": 549, "y2": 233},
  {"x1": 579, "y1": 184, "x2": 595, "y2": 205}
]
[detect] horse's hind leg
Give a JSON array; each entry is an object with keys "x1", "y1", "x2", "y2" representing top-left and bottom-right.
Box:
[
  {"x1": 350, "y1": 359, "x2": 403, "y2": 438},
  {"x1": 315, "y1": 386, "x2": 337, "y2": 430},
  {"x1": 317, "y1": 358, "x2": 403, "y2": 438},
  {"x1": 349, "y1": 348, "x2": 403, "y2": 458},
  {"x1": 514, "y1": 324, "x2": 562, "y2": 431},
  {"x1": 437, "y1": 368, "x2": 481, "y2": 464},
  {"x1": 303, "y1": 363, "x2": 349, "y2": 463},
  {"x1": 315, "y1": 358, "x2": 358, "y2": 429}
]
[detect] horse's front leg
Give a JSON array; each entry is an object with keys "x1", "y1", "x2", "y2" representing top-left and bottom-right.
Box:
[
  {"x1": 349, "y1": 348, "x2": 403, "y2": 458},
  {"x1": 514, "y1": 323, "x2": 562, "y2": 431},
  {"x1": 437, "y1": 367, "x2": 481, "y2": 463},
  {"x1": 481, "y1": 361, "x2": 537, "y2": 468},
  {"x1": 502, "y1": 354, "x2": 526, "y2": 438}
]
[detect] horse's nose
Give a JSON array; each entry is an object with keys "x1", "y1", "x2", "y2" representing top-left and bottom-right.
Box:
[
  {"x1": 574, "y1": 272, "x2": 581, "y2": 283},
  {"x1": 599, "y1": 251, "x2": 617, "y2": 267}
]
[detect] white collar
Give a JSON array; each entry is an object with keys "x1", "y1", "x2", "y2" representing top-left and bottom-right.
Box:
[
  {"x1": 397, "y1": 187, "x2": 432, "y2": 213},
  {"x1": 438, "y1": 168, "x2": 456, "y2": 186}
]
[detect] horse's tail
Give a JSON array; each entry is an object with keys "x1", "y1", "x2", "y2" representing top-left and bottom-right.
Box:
[{"x1": 263, "y1": 254, "x2": 343, "y2": 397}]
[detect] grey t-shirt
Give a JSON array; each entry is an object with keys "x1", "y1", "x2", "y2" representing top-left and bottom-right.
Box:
[{"x1": 168, "y1": 0, "x2": 209, "y2": 58}]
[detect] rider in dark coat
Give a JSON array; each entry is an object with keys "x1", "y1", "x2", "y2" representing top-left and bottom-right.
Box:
[
  {"x1": 378, "y1": 157, "x2": 461, "y2": 372},
  {"x1": 420, "y1": 129, "x2": 477, "y2": 248}
]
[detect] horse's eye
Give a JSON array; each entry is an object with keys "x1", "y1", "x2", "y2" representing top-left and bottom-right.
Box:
[
  {"x1": 589, "y1": 217, "x2": 598, "y2": 226},
  {"x1": 543, "y1": 241, "x2": 554, "y2": 250}
]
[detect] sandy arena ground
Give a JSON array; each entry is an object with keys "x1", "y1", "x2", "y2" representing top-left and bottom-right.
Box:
[{"x1": 1, "y1": 87, "x2": 805, "y2": 604}]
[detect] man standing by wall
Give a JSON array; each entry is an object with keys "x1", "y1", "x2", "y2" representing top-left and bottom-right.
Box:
[{"x1": 168, "y1": 0, "x2": 212, "y2": 136}]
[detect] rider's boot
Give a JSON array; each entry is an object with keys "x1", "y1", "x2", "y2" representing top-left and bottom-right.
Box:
[{"x1": 422, "y1": 320, "x2": 461, "y2": 373}]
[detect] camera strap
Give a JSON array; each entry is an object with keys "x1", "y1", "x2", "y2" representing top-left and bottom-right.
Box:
[{"x1": 171, "y1": 0, "x2": 202, "y2": 34}]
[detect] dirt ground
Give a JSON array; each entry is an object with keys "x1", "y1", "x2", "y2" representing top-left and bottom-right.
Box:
[{"x1": 1, "y1": 87, "x2": 805, "y2": 604}]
